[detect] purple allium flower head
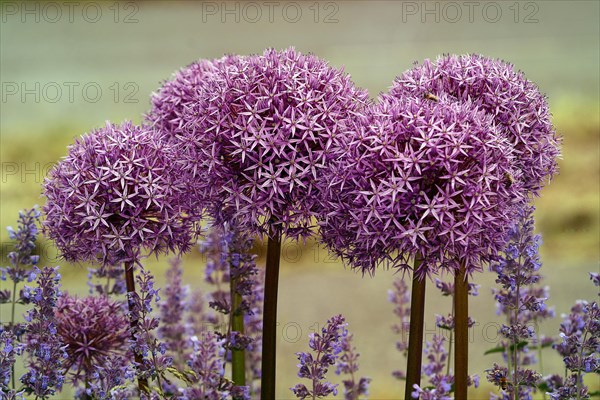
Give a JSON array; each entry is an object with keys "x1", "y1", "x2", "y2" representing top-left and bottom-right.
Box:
[
  {"x1": 146, "y1": 56, "x2": 238, "y2": 136},
  {"x1": 182, "y1": 47, "x2": 369, "y2": 239},
  {"x1": 291, "y1": 314, "x2": 346, "y2": 399},
  {"x1": 55, "y1": 293, "x2": 129, "y2": 385},
  {"x1": 43, "y1": 121, "x2": 198, "y2": 265},
  {"x1": 390, "y1": 54, "x2": 561, "y2": 195},
  {"x1": 21, "y1": 266, "x2": 67, "y2": 399},
  {"x1": 319, "y1": 92, "x2": 521, "y2": 276}
]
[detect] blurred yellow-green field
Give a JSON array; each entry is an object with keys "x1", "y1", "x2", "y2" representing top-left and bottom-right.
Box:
[{"x1": 1, "y1": 1, "x2": 599, "y2": 399}]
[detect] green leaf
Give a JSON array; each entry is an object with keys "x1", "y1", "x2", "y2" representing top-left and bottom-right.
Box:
[{"x1": 484, "y1": 341, "x2": 529, "y2": 355}]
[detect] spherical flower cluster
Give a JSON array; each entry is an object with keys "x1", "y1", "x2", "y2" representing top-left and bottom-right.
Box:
[
  {"x1": 43, "y1": 121, "x2": 198, "y2": 265},
  {"x1": 319, "y1": 93, "x2": 522, "y2": 276},
  {"x1": 390, "y1": 54, "x2": 561, "y2": 195},
  {"x1": 55, "y1": 294, "x2": 129, "y2": 385},
  {"x1": 167, "y1": 47, "x2": 369, "y2": 239},
  {"x1": 146, "y1": 56, "x2": 238, "y2": 137}
]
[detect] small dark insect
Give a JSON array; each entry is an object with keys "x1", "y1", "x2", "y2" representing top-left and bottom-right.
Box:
[
  {"x1": 499, "y1": 376, "x2": 508, "y2": 391},
  {"x1": 423, "y1": 92, "x2": 439, "y2": 102},
  {"x1": 504, "y1": 171, "x2": 515, "y2": 188}
]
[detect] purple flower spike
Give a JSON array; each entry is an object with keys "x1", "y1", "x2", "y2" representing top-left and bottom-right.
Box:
[
  {"x1": 390, "y1": 54, "x2": 561, "y2": 195},
  {"x1": 319, "y1": 93, "x2": 521, "y2": 276},
  {"x1": 21, "y1": 266, "x2": 67, "y2": 399},
  {"x1": 291, "y1": 315, "x2": 346, "y2": 399},
  {"x1": 43, "y1": 121, "x2": 199, "y2": 265},
  {"x1": 174, "y1": 47, "x2": 368, "y2": 239}
]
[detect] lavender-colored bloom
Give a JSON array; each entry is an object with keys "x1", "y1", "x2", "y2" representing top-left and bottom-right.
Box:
[
  {"x1": 486, "y1": 363, "x2": 541, "y2": 400},
  {"x1": 548, "y1": 293, "x2": 599, "y2": 399},
  {"x1": 20, "y1": 266, "x2": 67, "y2": 399},
  {"x1": 411, "y1": 335, "x2": 453, "y2": 400},
  {"x1": 43, "y1": 121, "x2": 198, "y2": 265},
  {"x1": 181, "y1": 332, "x2": 229, "y2": 400},
  {"x1": 1, "y1": 331, "x2": 23, "y2": 391},
  {"x1": 390, "y1": 54, "x2": 561, "y2": 195},
  {"x1": 127, "y1": 267, "x2": 173, "y2": 387},
  {"x1": 291, "y1": 315, "x2": 346, "y2": 399},
  {"x1": 320, "y1": 92, "x2": 520, "y2": 276},
  {"x1": 179, "y1": 47, "x2": 369, "y2": 239},
  {"x1": 488, "y1": 206, "x2": 553, "y2": 399},
  {"x1": 1, "y1": 208, "x2": 40, "y2": 290},
  {"x1": 335, "y1": 326, "x2": 371, "y2": 400},
  {"x1": 389, "y1": 278, "x2": 410, "y2": 380},
  {"x1": 158, "y1": 258, "x2": 189, "y2": 369},
  {"x1": 73, "y1": 355, "x2": 134, "y2": 400},
  {"x1": 55, "y1": 293, "x2": 129, "y2": 386}
]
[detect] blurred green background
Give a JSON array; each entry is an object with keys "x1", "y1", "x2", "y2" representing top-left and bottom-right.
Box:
[{"x1": 1, "y1": 1, "x2": 599, "y2": 399}]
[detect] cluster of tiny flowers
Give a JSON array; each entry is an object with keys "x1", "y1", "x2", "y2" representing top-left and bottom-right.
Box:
[
  {"x1": 411, "y1": 334, "x2": 480, "y2": 400},
  {"x1": 546, "y1": 276, "x2": 600, "y2": 399},
  {"x1": 320, "y1": 92, "x2": 520, "y2": 276},
  {"x1": 87, "y1": 264, "x2": 126, "y2": 296},
  {"x1": 389, "y1": 278, "x2": 410, "y2": 380},
  {"x1": 335, "y1": 326, "x2": 371, "y2": 400},
  {"x1": 411, "y1": 335, "x2": 453, "y2": 400},
  {"x1": 390, "y1": 53, "x2": 561, "y2": 196},
  {"x1": 158, "y1": 258, "x2": 190, "y2": 369},
  {"x1": 0, "y1": 331, "x2": 23, "y2": 393},
  {"x1": 434, "y1": 278, "x2": 479, "y2": 330},
  {"x1": 20, "y1": 266, "x2": 67, "y2": 399},
  {"x1": 55, "y1": 293, "x2": 130, "y2": 386},
  {"x1": 243, "y1": 266, "x2": 264, "y2": 394},
  {"x1": 291, "y1": 314, "x2": 346, "y2": 399},
  {"x1": 43, "y1": 121, "x2": 198, "y2": 265},
  {"x1": 127, "y1": 267, "x2": 173, "y2": 393},
  {"x1": 171, "y1": 47, "x2": 369, "y2": 239},
  {"x1": 200, "y1": 224, "x2": 259, "y2": 351},
  {"x1": 488, "y1": 206, "x2": 551, "y2": 399},
  {"x1": 180, "y1": 332, "x2": 230, "y2": 400},
  {"x1": 200, "y1": 227, "x2": 233, "y2": 317},
  {"x1": 146, "y1": 56, "x2": 238, "y2": 138},
  {"x1": 486, "y1": 363, "x2": 541, "y2": 400},
  {"x1": 1, "y1": 207, "x2": 40, "y2": 286}
]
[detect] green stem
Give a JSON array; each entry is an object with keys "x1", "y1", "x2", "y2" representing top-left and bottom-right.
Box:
[
  {"x1": 447, "y1": 299, "x2": 454, "y2": 377},
  {"x1": 10, "y1": 280, "x2": 17, "y2": 389},
  {"x1": 454, "y1": 263, "x2": 469, "y2": 399},
  {"x1": 405, "y1": 255, "x2": 426, "y2": 400},
  {"x1": 576, "y1": 328, "x2": 589, "y2": 400},
  {"x1": 260, "y1": 227, "x2": 282, "y2": 400},
  {"x1": 124, "y1": 261, "x2": 149, "y2": 395},
  {"x1": 537, "y1": 332, "x2": 546, "y2": 400},
  {"x1": 513, "y1": 281, "x2": 520, "y2": 400},
  {"x1": 230, "y1": 274, "x2": 246, "y2": 389}
]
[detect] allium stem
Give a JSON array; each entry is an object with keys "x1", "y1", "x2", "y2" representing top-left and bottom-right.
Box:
[
  {"x1": 454, "y1": 263, "x2": 469, "y2": 399},
  {"x1": 124, "y1": 261, "x2": 148, "y2": 394},
  {"x1": 230, "y1": 275, "x2": 246, "y2": 389},
  {"x1": 405, "y1": 255, "x2": 426, "y2": 400},
  {"x1": 260, "y1": 227, "x2": 282, "y2": 400}
]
